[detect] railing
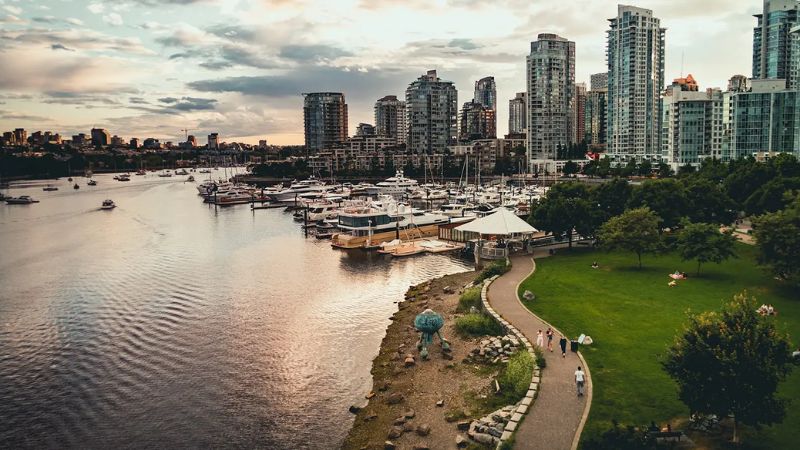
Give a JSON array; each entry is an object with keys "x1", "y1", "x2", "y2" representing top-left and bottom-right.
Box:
[{"x1": 479, "y1": 246, "x2": 508, "y2": 260}]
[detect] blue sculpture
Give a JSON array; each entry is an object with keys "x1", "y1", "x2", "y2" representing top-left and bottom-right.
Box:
[{"x1": 414, "y1": 309, "x2": 450, "y2": 359}]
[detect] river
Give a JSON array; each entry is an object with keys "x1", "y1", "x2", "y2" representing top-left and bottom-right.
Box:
[{"x1": 0, "y1": 172, "x2": 472, "y2": 449}]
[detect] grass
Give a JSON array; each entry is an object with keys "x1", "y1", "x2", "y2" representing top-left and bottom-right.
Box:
[
  {"x1": 455, "y1": 313, "x2": 504, "y2": 337},
  {"x1": 457, "y1": 286, "x2": 483, "y2": 312},
  {"x1": 518, "y1": 244, "x2": 800, "y2": 449}
]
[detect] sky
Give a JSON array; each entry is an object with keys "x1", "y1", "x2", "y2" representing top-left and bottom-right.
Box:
[{"x1": 0, "y1": 0, "x2": 762, "y2": 145}]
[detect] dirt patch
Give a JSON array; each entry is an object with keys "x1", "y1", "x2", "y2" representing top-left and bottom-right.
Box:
[{"x1": 342, "y1": 270, "x2": 504, "y2": 450}]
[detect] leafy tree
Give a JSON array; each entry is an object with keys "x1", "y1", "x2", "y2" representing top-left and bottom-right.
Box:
[
  {"x1": 637, "y1": 160, "x2": 652, "y2": 177},
  {"x1": 593, "y1": 177, "x2": 632, "y2": 219},
  {"x1": 620, "y1": 158, "x2": 638, "y2": 177},
  {"x1": 696, "y1": 157, "x2": 728, "y2": 183},
  {"x1": 752, "y1": 195, "x2": 800, "y2": 286},
  {"x1": 656, "y1": 162, "x2": 674, "y2": 178},
  {"x1": 723, "y1": 157, "x2": 773, "y2": 206},
  {"x1": 583, "y1": 159, "x2": 598, "y2": 177},
  {"x1": 628, "y1": 178, "x2": 688, "y2": 230},
  {"x1": 663, "y1": 292, "x2": 794, "y2": 443},
  {"x1": 598, "y1": 207, "x2": 662, "y2": 268},
  {"x1": 596, "y1": 157, "x2": 612, "y2": 178},
  {"x1": 683, "y1": 178, "x2": 737, "y2": 224},
  {"x1": 530, "y1": 182, "x2": 603, "y2": 247},
  {"x1": 743, "y1": 177, "x2": 800, "y2": 215},
  {"x1": 562, "y1": 160, "x2": 579, "y2": 177},
  {"x1": 676, "y1": 222, "x2": 737, "y2": 275},
  {"x1": 677, "y1": 163, "x2": 696, "y2": 176}
]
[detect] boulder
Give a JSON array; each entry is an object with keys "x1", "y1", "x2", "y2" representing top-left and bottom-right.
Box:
[
  {"x1": 456, "y1": 420, "x2": 471, "y2": 431},
  {"x1": 443, "y1": 286, "x2": 454, "y2": 294},
  {"x1": 471, "y1": 432, "x2": 496, "y2": 446},
  {"x1": 404, "y1": 356, "x2": 416, "y2": 367},
  {"x1": 455, "y1": 435, "x2": 468, "y2": 447},
  {"x1": 386, "y1": 393, "x2": 404, "y2": 405},
  {"x1": 436, "y1": 399, "x2": 444, "y2": 407},
  {"x1": 393, "y1": 416, "x2": 406, "y2": 425},
  {"x1": 404, "y1": 409, "x2": 416, "y2": 419},
  {"x1": 402, "y1": 422, "x2": 416, "y2": 432},
  {"x1": 348, "y1": 405, "x2": 361, "y2": 414},
  {"x1": 416, "y1": 423, "x2": 431, "y2": 436},
  {"x1": 387, "y1": 426, "x2": 404, "y2": 439},
  {"x1": 384, "y1": 441, "x2": 396, "y2": 450}
]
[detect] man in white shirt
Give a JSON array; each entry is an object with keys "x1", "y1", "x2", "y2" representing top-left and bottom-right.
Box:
[{"x1": 575, "y1": 366, "x2": 586, "y2": 397}]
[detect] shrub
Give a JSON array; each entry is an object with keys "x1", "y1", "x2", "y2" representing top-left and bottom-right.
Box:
[
  {"x1": 457, "y1": 286, "x2": 482, "y2": 312},
  {"x1": 455, "y1": 313, "x2": 504, "y2": 337},
  {"x1": 533, "y1": 347, "x2": 547, "y2": 369},
  {"x1": 498, "y1": 350, "x2": 534, "y2": 402},
  {"x1": 582, "y1": 421, "x2": 658, "y2": 450},
  {"x1": 475, "y1": 259, "x2": 511, "y2": 283}
]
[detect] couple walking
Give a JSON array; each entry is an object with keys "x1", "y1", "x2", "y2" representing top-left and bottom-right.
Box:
[{"x1": 535, "y1": 327, "x2": 570, "y2": 357}]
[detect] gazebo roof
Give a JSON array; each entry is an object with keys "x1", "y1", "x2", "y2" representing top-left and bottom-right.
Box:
[{"x1": 454, "y1": 208, "x2": 537, "y2": 236}]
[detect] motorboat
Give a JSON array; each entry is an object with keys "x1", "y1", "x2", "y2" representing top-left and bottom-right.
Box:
[
  {"x1": 436, "y1": 203, "x2": 475, "y2": 218},
  {"x1": 199, "y1": 168, "x2": 211, "y2": 174},
  {"x1": 267, "y1": 177, "x2": 331, "y2": 202},
  {"x1": 306, "y1": 202, "x2": 340, "y2": 222},
  {"x1": 101, "y1": 199, "x2": 116, "y2": 210},
  {"x1": 136, "y1": 170, "x2": 146, "y2": 176},
  {"x1": 87, "y1": 179, "x2": 97, "y2": 186},
  {"x1": 118, "y1": 174, "x2": 130, "y2": 181},
  {"x1": 364, "y1": 171, "x2": 419, "y2": 197},
  {"x1": 336, "y1": 200, "x2": 449, "y2": 237},
  {"x1": 158, "y1": 171, "x2": 173, "y2": 177},
  {"x1": 6, "y1": 195, "x2": 39, "y2": 204},
  {"x1": 43, "y1": 185, "x2": 59, "y2": 191},
  {"x1": 73, "y1": 183, "x2": 80, "y2": 190},
  {"x1": 187, "y1": 175, "x2": 195, "y2": 182},
  {"x1": 175, "y1": 169, "x2": 189, "y2": 175}
]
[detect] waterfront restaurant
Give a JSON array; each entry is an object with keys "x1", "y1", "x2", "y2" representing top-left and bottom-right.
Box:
[{"x1": 453, "y1": 208, "x2": 537, "y2": 261}]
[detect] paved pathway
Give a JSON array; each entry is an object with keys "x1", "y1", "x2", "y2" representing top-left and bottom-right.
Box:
[{"x1": 487, "y1": 253, "x2": 591, "y2": 450}]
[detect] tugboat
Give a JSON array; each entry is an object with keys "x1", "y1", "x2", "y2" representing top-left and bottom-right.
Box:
[{"x1": 101, "y1": 199, "x2": 116, "y2": 210}]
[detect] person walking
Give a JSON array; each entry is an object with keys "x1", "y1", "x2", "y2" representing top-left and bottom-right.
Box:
[
  {"x1": 575, "y1": 366, "x2": 585, "y2": 397},
  {"x1": 546, "y1": 328, "x2": 554, "y2": 352},
  {"x1": 536, "y1": 329, "x2": 544, "y2": 349},
  {"x1": 559, "y1": 335, "x2": 568, "y2": 358}
]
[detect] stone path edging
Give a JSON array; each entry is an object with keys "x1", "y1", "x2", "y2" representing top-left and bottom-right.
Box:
[{"x1": 480, "y1": 273, "x2": 541, "y2": 447}]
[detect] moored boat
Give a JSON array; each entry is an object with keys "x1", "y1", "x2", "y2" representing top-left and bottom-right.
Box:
[
  {"x1": 6, "y1": 195, "x2": 39, "y2": 204},
  {"x1": 43, "y1": 185, "x2": 58, "y2": 191},
  {"x1": 101, "y1": 199, "x2": 116, "y2": 210}
]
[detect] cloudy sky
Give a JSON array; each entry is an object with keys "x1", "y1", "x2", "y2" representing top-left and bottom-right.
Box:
[{"x1": 0, "y1": 0, "x2": 761, "y2": 145}]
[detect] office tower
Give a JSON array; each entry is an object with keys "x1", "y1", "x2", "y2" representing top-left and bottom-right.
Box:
[
  {"x1": 405, "y1": 70, "x2": 458, "y2": 153},
  {"x1": 508, "y1": 92, "x2": 527, "y2": 135},
  {"x1": 590, "y1": 72, "x2": 609, "y2": 91},
  {"x1": 13, "y1": 128, "x2": 27, "y2": 146},
  {"x1": 130, "y1": 138, "x2": 140, "y2": 149},
  {"x1": 474, "y1": 76, "x2": 497, "y2": 110},
  {"x1": 208, "y1": 132, "x2": 219, "y2": 150},
  {"x1": 752, "y1": 0, "x2": 800, "y2": 80},
  {"x1": 790, "y1": 25, "x2": 800, "y2": 88},
  {"x1": 731, "y1": 79, "x2": 800, "y2": 158},
  {"x1": 573, "y1": 83, "x2": 587, "y2": 144},
  {"x1": 374, "y1": 95, "x2": 407, "y2": 144},
  {"x1": 303, "y1": 92, "x2": 348, "y2": 153},
  {"x1": 607, "y1": 5, "x2": 666, "y2": 163},
  {"x1": 526, "y1": 33, "x2": 575, "y2": 172},
  {"x1": 91, "y1": 128, "x2": 110, "y2": 147},
  {"x1": 459, "y1": 101, "x2": 496, "y2": 142}
]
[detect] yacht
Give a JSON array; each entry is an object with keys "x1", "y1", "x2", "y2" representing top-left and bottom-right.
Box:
[
  {"x1": 135, "y1": 170, "x2": 146, "y2": 176},
  {"x1": 175, "y1": 169, "x2": 189, "y2": 175},
  {"x1": 43, "y1": 185, "x2": 59, "y2": 191},
  {"x1": 117, "y1": 174, "x2": 130, "y2": 182},
  {"x1": 158, "y1": 171, "x2": 173, "y2": 177},
  {"x1": 6, "y1": 195, "x2": 39, "y2": 204},
  {"x1": 87, "y1": 179, "x2": 97, "y2": 186},
  {"x1": 436, "y1": 203, "x2": 475, "y2": 218},
  {"x1": 267, "y1": 177, "x2": 330, "y2": 202},
  {"x1": 365, "y1": 171, "x2": 419, "y2": 196},
  {"x1": 198, "y1": 168, "x2": 212, "y2": 174},
  {"x1": 306, "y1": 202, "x2": 340, "y2": 222},
  {"x1": 101, "y1": 199, "x2": 116, "y2": 210},
  {"x1": 336, "y1": 200, "x2": 449, "y2": 237}
]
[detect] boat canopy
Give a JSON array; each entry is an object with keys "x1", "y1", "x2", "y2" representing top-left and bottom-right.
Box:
[{"x1": 454, "y1": 207, "x2": 537, "y2": 236}]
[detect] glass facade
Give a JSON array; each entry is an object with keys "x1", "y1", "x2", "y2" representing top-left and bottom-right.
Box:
[
  {"x1": 752, "y1": 0, "x2": 800, "y2": 80},
  {"x1": 731, "y1": 89, "x2": 800, "y2": 158}
]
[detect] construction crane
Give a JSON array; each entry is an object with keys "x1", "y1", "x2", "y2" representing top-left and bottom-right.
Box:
[{"x1": 181, "y1": 129, "x2": 191, "y2": 141}]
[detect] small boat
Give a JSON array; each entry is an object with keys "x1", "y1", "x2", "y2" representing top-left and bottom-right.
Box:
[
  {"x1": 43, "y1": 185, "x2": 59, "y2": 191},
  {"x1": 199, "y1": 168, "x2": 211, "y2": 174},
  {"x1": 175, "y1": 169, "x2": 189, "y2": 175},
  {"x1": 136, "y1": 170, "x2": 146, "y2": 176},
  {"x1": 88, "y1": 180, "x2": 97, "y2": 186},
  {"x1": 73, "y1": 183, "x2": 80, "y2": 190},
  {"x1": 117, "y1": 174, "x2": 130, "y2": 182},
  {"x1": 6, "y1": 195, "x2": 39, "y2": 204},
  {"x1": 101, "y1": 199, "x2": 116, "y2": 210},
  {"x1": 187, "y1": 175, "x2": 195, "y2": 182},
  {"x1": 158, "y1": 171, "x2": 173, "y2": 177}
]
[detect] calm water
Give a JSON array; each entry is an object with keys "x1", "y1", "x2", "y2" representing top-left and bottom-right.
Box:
[{"x1": 0, "y1": 173, "x2": 472, "y2": 449}]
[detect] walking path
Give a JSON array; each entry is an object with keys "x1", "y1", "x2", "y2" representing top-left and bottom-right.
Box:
[{"x1": 487, "y1": 253, "x2": 591, "y2": 450}]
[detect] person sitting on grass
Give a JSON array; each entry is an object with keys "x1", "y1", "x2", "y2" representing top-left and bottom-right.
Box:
[
  {"x1": 792, "y1": 348, "x2": 800, "y2": 360},
  {"x1": 591, "y1": 261, "x2": 599, "y2": 269}
]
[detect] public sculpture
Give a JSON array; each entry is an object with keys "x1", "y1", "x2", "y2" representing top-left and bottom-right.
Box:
[{"x1": 414, "y1": 309, "x2": 450, "y2": 359}]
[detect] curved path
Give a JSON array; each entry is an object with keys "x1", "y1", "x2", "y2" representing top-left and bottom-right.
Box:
[{"x1": 487, "y1": 254, "x2": 592, "y2": 450}]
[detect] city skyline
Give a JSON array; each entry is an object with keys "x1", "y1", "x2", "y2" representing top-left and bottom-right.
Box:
[{"x1": 0, "y1": 0, "x2": 763, "y2": 145}]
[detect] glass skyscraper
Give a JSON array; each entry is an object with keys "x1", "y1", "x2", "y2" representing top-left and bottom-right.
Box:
[{"x1": 752, "y1": 0, "x2": 800, "y2": 81}]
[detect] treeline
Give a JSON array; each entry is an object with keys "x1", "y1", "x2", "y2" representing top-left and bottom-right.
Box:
[{"x1": 531, "y1": 154, "x2": 800, "y2": 285}]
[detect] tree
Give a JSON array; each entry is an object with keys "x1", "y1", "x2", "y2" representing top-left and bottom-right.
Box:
[
  {"x1": 596, "y1": 157, "x2": 612, "y2": 178},
  {"x1": 657, "y1": 162, "x2": 674, "y2": 178},
  {"x1": 663, "y1": 292, "x2": 794, "y2": 443},
  {"x1": 562, "y1": 160, "x2": 579, "y2": 177},
  {"x1": 620, "y1": 157, "x2": 638, "y2": 177},
  {"x1": 530, "y1": 182, "x2": 603, "y2": 247},
  {"x1": 676, "y1": 222, "x2": 737, "y2": 275},
  {"x1": 743, "y1": 177, "x2": 800, "y2": 215},
  {"x1": 583, "y1": 159, "x2": 598, "y2": 177},
  {"x1": 598, "y1": 207, "x2": 662, "y2": 268},
  {"x1": 683, "y1": 178, "x2": 737, "y2": 224},
  {"x1": 752, "y1": 194, "x2": 800, "y2": 286},
  {"x1": 637, "y1": 160, "x2": 652, "y2": 177},
  {"x1": 593, "y1": 178, "x2": 632, "y2": 219},
  {"x1": 628, "y1": 178, "x2": 689, "y2": 230}
]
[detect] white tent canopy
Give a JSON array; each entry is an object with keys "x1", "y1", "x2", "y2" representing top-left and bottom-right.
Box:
[{"x1": 454, "y1": 208, "x2": 538, "y2": 236}]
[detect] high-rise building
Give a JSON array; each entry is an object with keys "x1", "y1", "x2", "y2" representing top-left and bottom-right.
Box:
[
  {"x1": 356, "y1": 123, "x2": 376, "y2": 137},
  {"x1": 130, "y1": 138, "x2": 140, "y2": 149},
  {"x1": 459, "y1": 101, "x2": 496, "y2": 142},
  {"x1": 187, "y1": 135, "x2": 198, "y2": 147},
  {"x1": 13, "y1": 128, "x2": 26, "y2": 146},
  {"x1": 607, "y1": 5, "x2": 666, "y2": 163},
  {"x1": 405, "y1": 70, "x2": 458, "y2": 153},
  {"x1": 2, "y1": 131, "x2": 14, "y2": 145},
  {"x1": 208, "y1": 132, "x2": 219, "y2": 150},
  {"x1": 474, "y1": 76, "x2": 497, "y2": 111},
  {"x1": 661, "y1": 76, "x2": 726, "y2": 170},
  {"x1": 526, "y1": 33, "x2": 575, "y2": 173},
  {"x1": 790, "y1": 24, "x2": 800, "y2": 88},
  {"x1": 508, "y1": 92, "x2": 527, "y2": 136},
  {"x1": 91, "y1": 128, "x2": 110, "y2": 147},
  {"x1": 728, "y1": 74, "x2": 751, "y2": 92},
  {"x1": 111, "y1": 135, "x2": 125, "y2": 147},
  {"x1": 590, "y1": 72, "x2": 609, "y2": 91},
  {"x1": 573, "y1": 83, "x2": 587, "y2": 144},
  {"x1": 753, "y1": 0, "x2": 800, "y2": 81},
  {"x1": 731, "y1": 79, "x2": 800, "y2": 158},
  {"x1": 303, "y1": 92, "x2": 348, "y2": 153},
  {"x1": 374, "y1": 95, "x2": 407, "y2": 144},
  {"x1": 585, "y1": 88, "x2": 607, "y2": 149},
  {"x1": 72, "y1": 133, "x2": 88, "y2": 146}
]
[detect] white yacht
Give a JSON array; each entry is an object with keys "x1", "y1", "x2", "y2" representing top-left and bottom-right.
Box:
[
  {"x1": 306, "y1": 202, "x2": 340, "y2": 222},
  {"x1": 365, "y1": 171, "x2": 419, "y2": 197},
  {"x1": 336, "y1": 200, "x2": 449, "y2": 237},
  {"x1": 267, "y1": 177, "x2": 330, "y2": 202},
  {"x1": 436, "y1": 203, "x2": 475, "y2": 218}
]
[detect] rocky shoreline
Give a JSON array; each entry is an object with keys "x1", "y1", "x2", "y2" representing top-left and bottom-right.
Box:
[{"x1": 342, "y1": 270, "x2": 535, "y2": 450}]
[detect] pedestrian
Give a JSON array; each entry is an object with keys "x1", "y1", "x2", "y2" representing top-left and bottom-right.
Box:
[
  {"x1": 559, "y1": 335, "x2": 568, "y2": 358},
  {"x1": 546, "y1": 327, "x2": 554, "y2": 352},
  {"x1": 575, "y1": 366, "x2": 585, "y2": 397},
  {"x1": 536, "y1": 329, "x2": 544, "y2": 349}
]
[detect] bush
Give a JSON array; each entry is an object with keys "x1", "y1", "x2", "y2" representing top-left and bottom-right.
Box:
[
  {"x1": 498, "y1": 350, "x2": 534, "y2": 401},
  {"x1": 455, "y1": 313, "x2": 504, "y2": 337},
  {"x1": 457, "y1": 286, "x2": 482, "y2": 312},
  {"x1": 533, "y1": 347, "x2": 547, "y2": 369},
  {"x1": 475, "y1": 259, "x2": 512, "y2": 283},
  {"x1": 582, "y1": 421, "x2": 659, "y2": 450}
]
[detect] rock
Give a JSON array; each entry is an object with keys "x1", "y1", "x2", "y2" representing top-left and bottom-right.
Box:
[
  {"x1": 404, "y1": 409, "x2": 416, "y2": 419},
  {"x1": 403, "y1": 422, "x2": 416, "y2": 432},
  {"x1": 366, "y1": 391, "x2": 376, "y2": 399},
  {"x1": 455, "y1": 435, "x2": 468, "y2": 447},
  {"x1": 472, "y1": 432, "x2": 496, "y2": 446},
  {"x1": 393, "y1": 416, "x2": 406, "y2": 425},
  {"x1": 348, "y1": 405, "x2": 361, "y2": 414},
  {"x1": 387, "y1": 426, "x2": 404, "y2": 439},
  {"x1": 386, "y1": 393, "x2": 404, "y2": 405},
  {"x1": 364, "y1": 414, "x2": 378, "y2": 422},
  {"x1": 457, "y1": 420, "x2": 471, "y2": 431},
  {"x1": 436, "y1": 399, "x2": 444, "y2": 407},
  {"x1": 384, "y1": 441, "x2": 396, "y2": 450},
  {"x1": 416, "y1": 423, "x2": 431, "y2": 436},
  {"x1": 404, "y1": 356, "x2": 415, "y2": 367},
  {"x1": 443, "y1": 286, "x2": 453, "y2": 294}
]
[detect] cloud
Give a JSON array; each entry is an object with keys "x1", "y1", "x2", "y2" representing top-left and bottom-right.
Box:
[
  {"x1": 0, "y1": 110, "x2": 53, "y2": 122},
  {"x1": 87, "y1": 3, "x2": 105, "y2": 14},
  {"x1": 3, "y1": 5, "x2": 22, "y2": 15},
  {"x1": 66, "y1": 18, "x2": 84, "y2": 26},
  {"x1": 51, "y1": 43, "x2": 75, "y2": 52},
  {"x1": 0, "y1": 14, "x2": 25, "y2": 24},
  {"x1": 156, "y1": 96, "x2": 217, "y2": 111},
  {"x1": 199, "y1": 60, "x2": 232, "y2": 70},
  {"x1": 3, "y1": 28, "x2": 154, "y2": 55},
  {"x1": 129, "y1": 97, "x2": 150, "y2": 104},
  {"x1": 103, "y1": 13, "x2": 124, "y2": 26},
  {"x1": 158, "y1": 97, "x2": 178, "y2": 103},
  {"x1": 448, "y1": 39, "x2": 480, "y2": 51},
  {"x1": 278, "y1": 44, "x2": 354, "y2": 62}
]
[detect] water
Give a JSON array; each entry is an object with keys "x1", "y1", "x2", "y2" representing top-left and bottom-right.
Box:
[{"x1": 0, "y1": 173, "x2": 472, "y2": 449}]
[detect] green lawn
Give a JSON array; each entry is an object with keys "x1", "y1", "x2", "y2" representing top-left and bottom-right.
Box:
[{"x1": 518, "y1": 244, "x2": 800, "y2": 448}]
